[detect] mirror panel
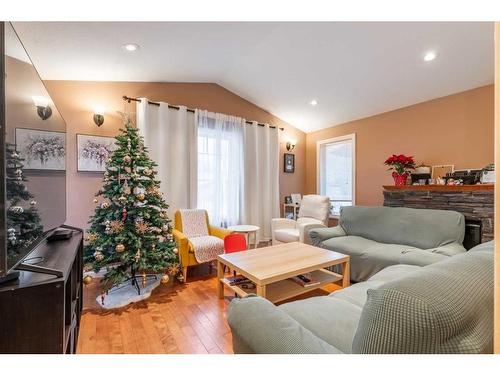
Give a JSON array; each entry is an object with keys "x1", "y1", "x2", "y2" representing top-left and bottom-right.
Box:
[{"x1": 4, "y1": 22, "x2": 66, "y2": 269}]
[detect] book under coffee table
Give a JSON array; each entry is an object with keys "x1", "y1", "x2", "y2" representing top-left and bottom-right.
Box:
[{"x1": 217, "y1": 242, "x2": 350, "y2": 303}]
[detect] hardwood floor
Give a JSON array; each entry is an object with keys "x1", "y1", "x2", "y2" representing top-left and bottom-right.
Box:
[{"x1": 78, "y1": 266, "x2": 340, "y2": 354}]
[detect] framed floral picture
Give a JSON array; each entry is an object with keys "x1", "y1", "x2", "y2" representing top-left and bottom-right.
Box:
[
  {"x1": 77, "y1": 134, "x2": 117, "y2": 172},
  {"x1": 15, "y1": 128, "x2": 66, "y2": 170}
]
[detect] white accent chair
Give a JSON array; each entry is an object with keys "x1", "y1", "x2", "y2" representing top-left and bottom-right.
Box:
[{"x1": 271, "y1": 195, "x2": 330, "y2": 245}]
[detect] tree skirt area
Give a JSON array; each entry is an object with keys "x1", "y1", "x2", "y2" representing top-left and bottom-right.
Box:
[{"x1": 97, "y1": 275, "x2": 161, "y2": 309}]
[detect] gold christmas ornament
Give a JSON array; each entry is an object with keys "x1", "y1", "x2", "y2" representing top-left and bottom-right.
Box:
[
  {"x1": 123, "y1": 155, "x2": 132, "y2": 164},
  {"x1": 118, "y1": 195, "x2": 127, "y2": 204},
  {"x1": 162, "y1": 224, "x2": 170, "y2": 233},
  {"x1": 110, "y1": 220, "x2": 124, "y2": 234},
  {"x1": 83, "y1": 275, "x2": 93, "y2": 285},
  {"x1": 135, "y1": 221, "x2": 149, "y2": 234},
  {"x1": 161, "y1": 274, "x2": 170, "y2": 284},
  {"x1": 143, "y1": 168, "x2": 153, "y2": 176},
  {"x1": 173, "y1": 247, "x2": 179, "y2": 254},
  {"x1": 137, "y1": 193, "x2": 145, "y2": 201},
  {"x1": 100, "y1": 202, "x2": 110, "y2": 209},
  {"x1": 93, "y1": 198, "x2": 99, "y2": 204},
  {"x1": 94, "y1": 251, "x2": 104, "y2": 262},
  {"x1": 86, "y1": 232, "x2": 98, "y2": 242},
  {"x1": 115, "y1": 243, "x2": 125, "y2": 253},
  {"x1": 167, "y1": 263, "x2": 180, "y2": 275}
]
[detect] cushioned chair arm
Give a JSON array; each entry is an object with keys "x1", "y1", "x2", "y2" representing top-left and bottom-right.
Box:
[
  {"x1": 428, "y1": 242, "x2": 467, "y2": 256},
  {"x1": 209, "y1": 225, "x2": 232, "y2": 239},
  {"x1": 309, "y1": 226, "x2": 346, "y2": 246},
  {"x1": 299, "y1": 222, "x2": 326, "y2": 244},
  {"x1": 172, "y1": 228, "x2": 191, "y2": 264},
  {"x1": 271, "y1": 218, "x2": 297, "y2": 230},
  {"x1": 228, "y1": 296, "x2": 341, "y2": 354}
]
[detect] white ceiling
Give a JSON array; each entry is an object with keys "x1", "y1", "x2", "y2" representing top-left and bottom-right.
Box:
[{"x1": 12, "y1": 22, "x2": 494, "y2": 133}]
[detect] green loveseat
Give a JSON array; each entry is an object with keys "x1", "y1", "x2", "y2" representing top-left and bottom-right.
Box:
[
  {"x1": 227, "y1": 241, "x2": 494, "y2": 354},
  {"x1": 309, "y1": 206, "x2": 466, "y2": 282}
]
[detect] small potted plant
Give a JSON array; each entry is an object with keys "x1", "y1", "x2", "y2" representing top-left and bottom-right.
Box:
[{"x1": 384, "y1": 154, "x2": 415, "y2": 186}]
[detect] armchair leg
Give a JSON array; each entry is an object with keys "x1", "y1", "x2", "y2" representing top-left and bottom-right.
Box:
[{"x1": 182, "y1": 267, "x2": 188, "y2": 283}]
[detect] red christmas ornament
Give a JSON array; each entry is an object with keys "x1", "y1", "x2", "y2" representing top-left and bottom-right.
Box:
[{"x1": 122, "y1": 207, "x2": 127, "y2": 221}]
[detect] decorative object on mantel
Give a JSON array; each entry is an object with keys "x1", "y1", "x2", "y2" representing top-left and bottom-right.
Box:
[
  {"x1": 414, "y1": 164, "x2": 431, "y2": 174},
  {"x1": 410, "y1": 163, "x2": 431, "y2": 185},
  {"x1": 443, "y1": 169, "x2": 482, "y2": 185},
  {"x1": 431, "y1": 164, "x2": 454, "y2": 180},
  {"x1": 384, "y1": 154, "x2": 415, "y2": 186},
  {"x1": 481, "y1": 163, "x2": 495, "y2": 184}
]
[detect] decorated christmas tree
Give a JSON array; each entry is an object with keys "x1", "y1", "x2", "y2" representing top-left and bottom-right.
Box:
[
  {"x1": 83, "y1": 117, "x2": 180, "y2": 292},
  {"x1": 5, "y1": 143, "x2": 44, "y2": 261}
]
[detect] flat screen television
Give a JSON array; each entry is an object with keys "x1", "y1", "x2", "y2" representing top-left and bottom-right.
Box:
[{"x1": 0, "y1": 22, "x2": 66, "y2": 283}]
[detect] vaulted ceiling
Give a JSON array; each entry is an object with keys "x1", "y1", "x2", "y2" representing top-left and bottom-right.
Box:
[{"x1": 13, "y1": 22, "x2": 494, "y2": 132}]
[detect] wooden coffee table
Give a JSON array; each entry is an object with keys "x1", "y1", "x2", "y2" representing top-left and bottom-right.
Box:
[{"x1": 217, "y1": 242, "x2": 350, "y2": 303}]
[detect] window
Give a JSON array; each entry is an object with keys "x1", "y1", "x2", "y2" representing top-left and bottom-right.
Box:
[
  {"x1": 317, "y1": 134, "x2": 355, "y2": 216},
  {"x1": 197, "y1": 113, "x2": 244, "y2": 227}
]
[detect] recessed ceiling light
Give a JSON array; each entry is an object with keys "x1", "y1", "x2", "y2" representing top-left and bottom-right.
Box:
[
  {"x1": 310, "y1": 99, "x2": 318, "y2": 106},
  {"x1": 122, "y1": 43, "x2": 140, "y2": 52},
  {"x1": 423, "y1": 51, "x2": 437, "y2": 62}
]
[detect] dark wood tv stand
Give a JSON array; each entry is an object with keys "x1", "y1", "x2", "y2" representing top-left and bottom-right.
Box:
[{"x1": 0, "y1": 226, "x2": 83, "y2": 353}]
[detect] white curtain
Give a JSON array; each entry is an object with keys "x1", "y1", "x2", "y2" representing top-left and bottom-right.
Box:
[
  {"x1": 136, "y1": 99, "x2": 197, "y2": 215},
  {"x1": 242, "y1": 122, "x2": 280, "y2": 241},
  {"x1": 196, "y1": 110, "x2": 244, "y2": 227},
  {"x1": 137, "y1": 99, "x2": 280, "y2": 243}
]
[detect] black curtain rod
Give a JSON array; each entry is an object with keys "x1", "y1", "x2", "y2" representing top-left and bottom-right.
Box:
[{"x1": 122, "y1": 95, "x2": 284, "y2": 131}]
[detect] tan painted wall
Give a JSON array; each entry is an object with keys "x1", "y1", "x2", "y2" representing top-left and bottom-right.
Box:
[
  {"x1": 43, "y1": 81, "x2": 306, "y2": 229},
  {"x1": 306, "y1": 85, "x2": 494, "y2": 206}
]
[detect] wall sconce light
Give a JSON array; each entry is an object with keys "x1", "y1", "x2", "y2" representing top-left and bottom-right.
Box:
[
  {"x1": 286, "y1": 139, "x2": 297, "y2": 152},
  {"x1": 93, "y1": 106, "x2": 105, "y2": 127},
  {"x1": 32, "y1": 96, "x2": 52, "y2": 120}
]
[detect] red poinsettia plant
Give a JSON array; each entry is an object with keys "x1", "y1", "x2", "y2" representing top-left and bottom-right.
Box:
[{"x1": 384, "y1": 154, "x2": 415, "y2": 175}]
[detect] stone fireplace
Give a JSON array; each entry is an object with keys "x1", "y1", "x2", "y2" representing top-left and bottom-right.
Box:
[{"x1": 383, "y1": 185, "x2": 494, "y2": 246}]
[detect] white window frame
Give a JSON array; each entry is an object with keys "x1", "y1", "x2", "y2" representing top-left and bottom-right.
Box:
[{"x1": 316, "y1": 133, "x2": 356, "y2": 218}]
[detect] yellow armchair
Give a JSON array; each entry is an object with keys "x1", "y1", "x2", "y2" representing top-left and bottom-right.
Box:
[{"x1": 173, "y1": 210, "x2": 232, "y2": 281}]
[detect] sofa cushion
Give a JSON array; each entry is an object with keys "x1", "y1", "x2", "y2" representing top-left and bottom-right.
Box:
[
  {"x1": 352, "y1": 249, "x2": 494, "y2": 354},
  {"x1": 229, "y1": 296, "x2": 341, "y2": 354},
  {"x1": 329, "y1": 264, "x2": 420, "y2": 307},
  {"x1": 366, "y1": 264, "x2": 421, "y2": 282},
  {"x1": 322, "y1": 235, "x2": 422, "y2": 281},
  {"x1": 279, "y1": 296, "x2": 362, "y2": 353},
  {"x1": 274, "y1": 228, "x2": 300, "y2": 243},
  {"x1": 339, "y1": 206, "x2": 465, "y2": 250}
]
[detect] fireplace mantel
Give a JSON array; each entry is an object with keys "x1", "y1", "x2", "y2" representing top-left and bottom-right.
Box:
[
  {"x1": 383, "y1": 184, "x2": 494, "y2": 192},
  {"x1": 383, "y1": 184, "x2": 494, "y2": 243}
]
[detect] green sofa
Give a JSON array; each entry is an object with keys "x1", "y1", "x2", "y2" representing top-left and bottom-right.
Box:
[
  {"x1": 309, "y1": 206, "x2": 466, "y2": 282},
  {"x1": 227, "y1": 241, "x2": 494, "y2": 354}
]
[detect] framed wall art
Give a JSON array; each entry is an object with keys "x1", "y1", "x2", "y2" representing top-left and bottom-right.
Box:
[
  {"x1": 77, "y1": 134, "x2": 117, "y2": 172},
  {"x1": 284, "y1": 153, "x2": 295, "y2": 173},
  {"x1": 15, "y1": 128, "x2": 66, "y2": 171}
]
